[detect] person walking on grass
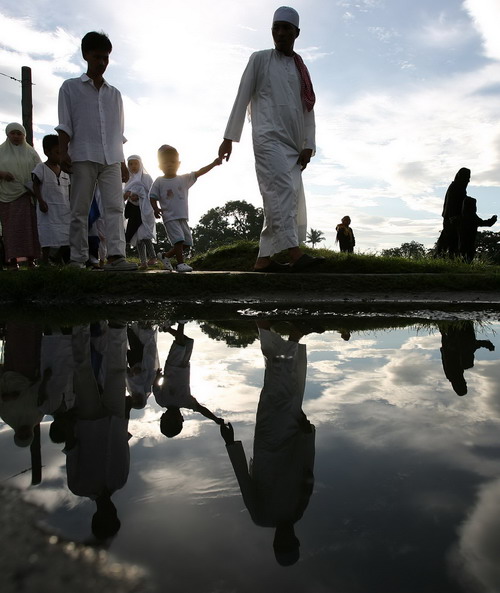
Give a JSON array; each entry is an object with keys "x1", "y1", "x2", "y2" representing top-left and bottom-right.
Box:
[
  {"x1": 149, "y1": 145, "x2": 221, "y2": 273},
  {"x1": 56, "y1": 31, "x2": 137, "y2": 271},
  {"x1": 335, "y1": 215, "x2": 355, "y2": 253},
  {"x1": 218, "y1": 6, "x2": 323, "y2": 273}
]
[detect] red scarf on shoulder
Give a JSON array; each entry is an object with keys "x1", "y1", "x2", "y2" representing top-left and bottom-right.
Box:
[{"x1": 293, "y1": 53, "x2": 316, "y2": 112}]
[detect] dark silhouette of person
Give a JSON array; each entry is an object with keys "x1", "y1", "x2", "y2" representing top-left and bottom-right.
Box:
[
  {"x1": 0, "y1": 321, "x2": 44, "y2": 448},
  {"x1": 439, "y1": 321, "x2": 494, "y2": 396},
  {"x1": 126, "y1": 321, "x2": 159, "y2": 410},
  {"x1": 459, "y1": 197, "x2": 497, "y2": 263},
  {"x1": 336, "y1": 215, "x2": 355, "y2": 253},
  {"x1": 65, "y1": 321, "x2": 131, "y2": 543},
  {"x1": 221, "y1": 320, "x2": 315, "y2": 566},
  {"x1": 436, "y1": 167, "x2": 470, "y2": 257}
]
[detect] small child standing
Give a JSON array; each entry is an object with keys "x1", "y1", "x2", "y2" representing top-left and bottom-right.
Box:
[
  {"x1": 123, "y1": 155, "x2": 157, "y2": 269},
  {"x1": 336, "y1": 215, "x2": 355, "y2": 253},
  {"x1": 32, "y1": 135, "x2": 71, "y2": 264},
  {"x1": 149, "y1": 145, "x2": 221, "y2": 272},
  {"x1": 459, "y1": 197, "x2": 497, "y2": 263}
]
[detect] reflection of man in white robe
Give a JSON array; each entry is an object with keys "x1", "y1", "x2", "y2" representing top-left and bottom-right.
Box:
[
  {"x1": 222, "y1": 323, "x2": 315, "y2": 566},
  {"x1": 219, "y1": 6, "x2": 317, "y2": 272}
]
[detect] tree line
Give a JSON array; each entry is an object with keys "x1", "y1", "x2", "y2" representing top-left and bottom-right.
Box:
[{"x1": 152, "y1": 199, "x2": 499, "y2": 263}]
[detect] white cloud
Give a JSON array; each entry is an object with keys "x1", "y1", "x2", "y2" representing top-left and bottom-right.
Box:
[
  {"x1": 463, "y1": 0, "x2": 500, "y2": 60},
  {"x1": 417, "y1": 11, "x2": 474, "y2": 49}
]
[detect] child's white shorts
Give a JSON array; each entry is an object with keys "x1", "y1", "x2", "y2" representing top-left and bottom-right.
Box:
[{"x1": 164, "y1": 219, "x2": 193, "y2": 246}]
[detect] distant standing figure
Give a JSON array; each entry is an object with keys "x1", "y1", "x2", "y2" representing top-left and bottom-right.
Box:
[
  {"x1": 436, "y1": 167, "x2": 470, "y2": 257},
  {"x1": 149, "y1": 145, "x2": 221, "y2": 272},
  {"x1": 56, "y1": 31, "x2": 137, "y2": 271},
  {"x1": 336, "y1": 216, "x2": 355, "y2": 253},
  {"x1": 32, "y1": 134, "x2": 71, "y2": 265},
  {"x1": 0, "y1": 122, "x2": 41, "y2": 269},
  {"x1": 218, "y1": 6, "x2": 323, "y2": 273},
  {"x1": 459, "y1": 197, "x2": 497, "y2": 263}
]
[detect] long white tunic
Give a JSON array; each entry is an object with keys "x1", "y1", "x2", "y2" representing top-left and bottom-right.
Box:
[
  {"x1": 32, "y1": 162, "x2": 71, "y2": 247},
  {"x1": 224, "y1": 49, "x2": 316, "y2": 257}
]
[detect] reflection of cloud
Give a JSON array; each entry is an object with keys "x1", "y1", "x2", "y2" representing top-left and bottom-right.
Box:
[
  {"x1": 454, "y1": 478, "x2": 500, "y2": 592},
  {"x1": 305, "y1": 326, "x2": 500, "y2": 481}
]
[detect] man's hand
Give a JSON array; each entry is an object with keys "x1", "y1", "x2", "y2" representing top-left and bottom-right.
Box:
[
  {"x1": 60, "y1": 152, "x2": 72, "y2": 174},
  {"x1": 0, "y1": 171, "x2": 15, "y2": 181},
  {"x1": 220, "y1": 421, "x2": 235, "y2": 445},
  {"x1": 218, "y1": 139, "x2": 233, "y2": 162},
  {"x1": 121, "y1": 162, "x2": 130, "y2": 183},
  {"x1": 297, "y1": 149, "x2": 313, "y2": 171},
  {"x1": 38, "y1": 199, "x2": 48, "y2": 213}
]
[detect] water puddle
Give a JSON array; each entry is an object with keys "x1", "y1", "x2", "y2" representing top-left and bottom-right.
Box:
[{"x1": 1, "y1": 314, "x2": 499, "y2": 592}]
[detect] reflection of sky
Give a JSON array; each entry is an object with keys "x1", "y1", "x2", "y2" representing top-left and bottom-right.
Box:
[{"x1": 1, "y1": 320, "x2": 499, "y2": 592}]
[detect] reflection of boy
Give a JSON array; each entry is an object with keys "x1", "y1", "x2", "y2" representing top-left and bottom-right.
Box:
[
  {"x1": 66, "y1": 322, "x2": 130, "y2": 541},
  {"x1": 153, "y1": 323, "x2": 223, "y2": 437}
]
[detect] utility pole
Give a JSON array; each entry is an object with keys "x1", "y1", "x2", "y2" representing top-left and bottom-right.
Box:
[{"x1": 21, "y1": 66, "x2": 33, "y2": 146}]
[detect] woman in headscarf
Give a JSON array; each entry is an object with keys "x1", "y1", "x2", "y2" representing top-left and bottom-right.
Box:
[
  {"x1": 0, "y1": 122, "x2": 42, "y2": 269},
  {"x1": 435, "y1": 167, "x2": 471, "y2": 257},
  {"x1": 123, "y1": 155, "x2": 157, "y2": 269}
]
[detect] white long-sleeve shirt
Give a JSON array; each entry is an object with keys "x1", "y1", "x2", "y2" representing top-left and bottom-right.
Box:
[
  {"x1": 224, "y1": 49, "x2": 316, "y2": 152},
  {"x1": 56, "y1": 74, "x2": 126, "y2": 165}
]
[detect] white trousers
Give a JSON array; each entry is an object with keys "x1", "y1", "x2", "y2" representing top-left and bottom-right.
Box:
[
  {"x1": 70, "y1": 161, "x2": 125, "y2": 263},
  {"x1": 254, "y1": 142, "x2": 307, "y2": 258}
]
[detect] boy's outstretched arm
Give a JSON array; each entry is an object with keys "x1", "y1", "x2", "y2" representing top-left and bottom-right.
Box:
[
  {"x1": 194, "y1": 401, "x2": 224, "y2": 424},
  {"x1": 194, "y1": 158, "x2": 222, "y2": 179}
]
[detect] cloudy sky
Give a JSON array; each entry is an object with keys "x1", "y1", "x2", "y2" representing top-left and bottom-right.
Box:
[{"x1": 1, "y1": 0, "x2": 499, "y2": 251}]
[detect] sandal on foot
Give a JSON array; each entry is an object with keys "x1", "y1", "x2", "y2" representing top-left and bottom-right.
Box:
[
  {"x1": 252, "y1": 260, "x2": 290, "y2": 273},
  {"x1": 290, "y1": 253, "x2": 325, "y2": 273}
]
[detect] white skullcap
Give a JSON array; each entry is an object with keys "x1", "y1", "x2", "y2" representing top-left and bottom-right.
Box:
[{"x1": 272, "y1": 6, "x2": 299, "y2": 28}]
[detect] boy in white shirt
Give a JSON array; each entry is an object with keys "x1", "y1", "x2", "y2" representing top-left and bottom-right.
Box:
[
  {"x1": 149, "y1": 145, "x2": 221, "y2": 272},
  {"x1": 56, "y1": 31, "x2": 137, "y2": 271}
]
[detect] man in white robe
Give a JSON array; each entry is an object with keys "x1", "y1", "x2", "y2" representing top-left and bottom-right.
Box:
[{"x1": 219, "y1": 6, "x2": 322, "y2": 273}]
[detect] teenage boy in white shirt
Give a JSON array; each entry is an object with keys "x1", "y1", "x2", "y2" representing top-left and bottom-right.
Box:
[{"x1": 56, "y1": 31, "x2": 137, "y2": 271}]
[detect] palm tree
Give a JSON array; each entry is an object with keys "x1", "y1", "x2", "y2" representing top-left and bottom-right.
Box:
[{"x1": 306, "y1": 228, "x2": 325, "y2": 248}]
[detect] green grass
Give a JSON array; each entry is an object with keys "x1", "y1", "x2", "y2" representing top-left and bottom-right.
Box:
[
  {"x1": 1, "y1": 241, "x2": 499, "y2": 309},
  {"x1": 190, "y1": 240, "x2": 500, "y2": 274}
]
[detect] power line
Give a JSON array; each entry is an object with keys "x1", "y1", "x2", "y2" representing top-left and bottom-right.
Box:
[
  {"x1": 0, "y1": 72, "x2": 35, "y2": 85},
  {"x1": 0, "y1": 72, "x2": 21, "y2": 83}
]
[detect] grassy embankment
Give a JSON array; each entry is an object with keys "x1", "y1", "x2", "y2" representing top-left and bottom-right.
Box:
[{"x1": 1, "y1": 241, "x2": 499, "y2": 305}]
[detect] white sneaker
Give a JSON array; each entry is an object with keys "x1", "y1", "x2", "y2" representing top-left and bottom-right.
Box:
[
  {"x1": 176, "y1": 263, "x2": 193, "y2": 273},
  {"x1": 103, "y1": 257, "x2": 138, "y2": 271},
  {"x1": 68, "y1": 261, "x2": 85, "y2": 269},
  {"x1": 159, "y1": 254, "x2": 173, "y2": 272}
]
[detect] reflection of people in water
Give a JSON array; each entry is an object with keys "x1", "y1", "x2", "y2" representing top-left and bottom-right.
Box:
[
  {"x1": 126, "y1": 321, "x2": 160, "y2": 410},
  {"x1": 439, "y1": 321, "x2": 495, "y2": 396},
  {"x1": 64, "y1": 321, "x2": 131, "y2": 542},
  {"x1": 153, "y1": 322, "x2": 223, "y2": 437},
  {"x1": 0, "y1": 321, "x2": 45, "y2": 447},
  {"x1": 221, "y1": 320, "x2": 315, "y2": 566},
  {"x1": 38, "y1": 327, "x2": 75, "y2": 417}
]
